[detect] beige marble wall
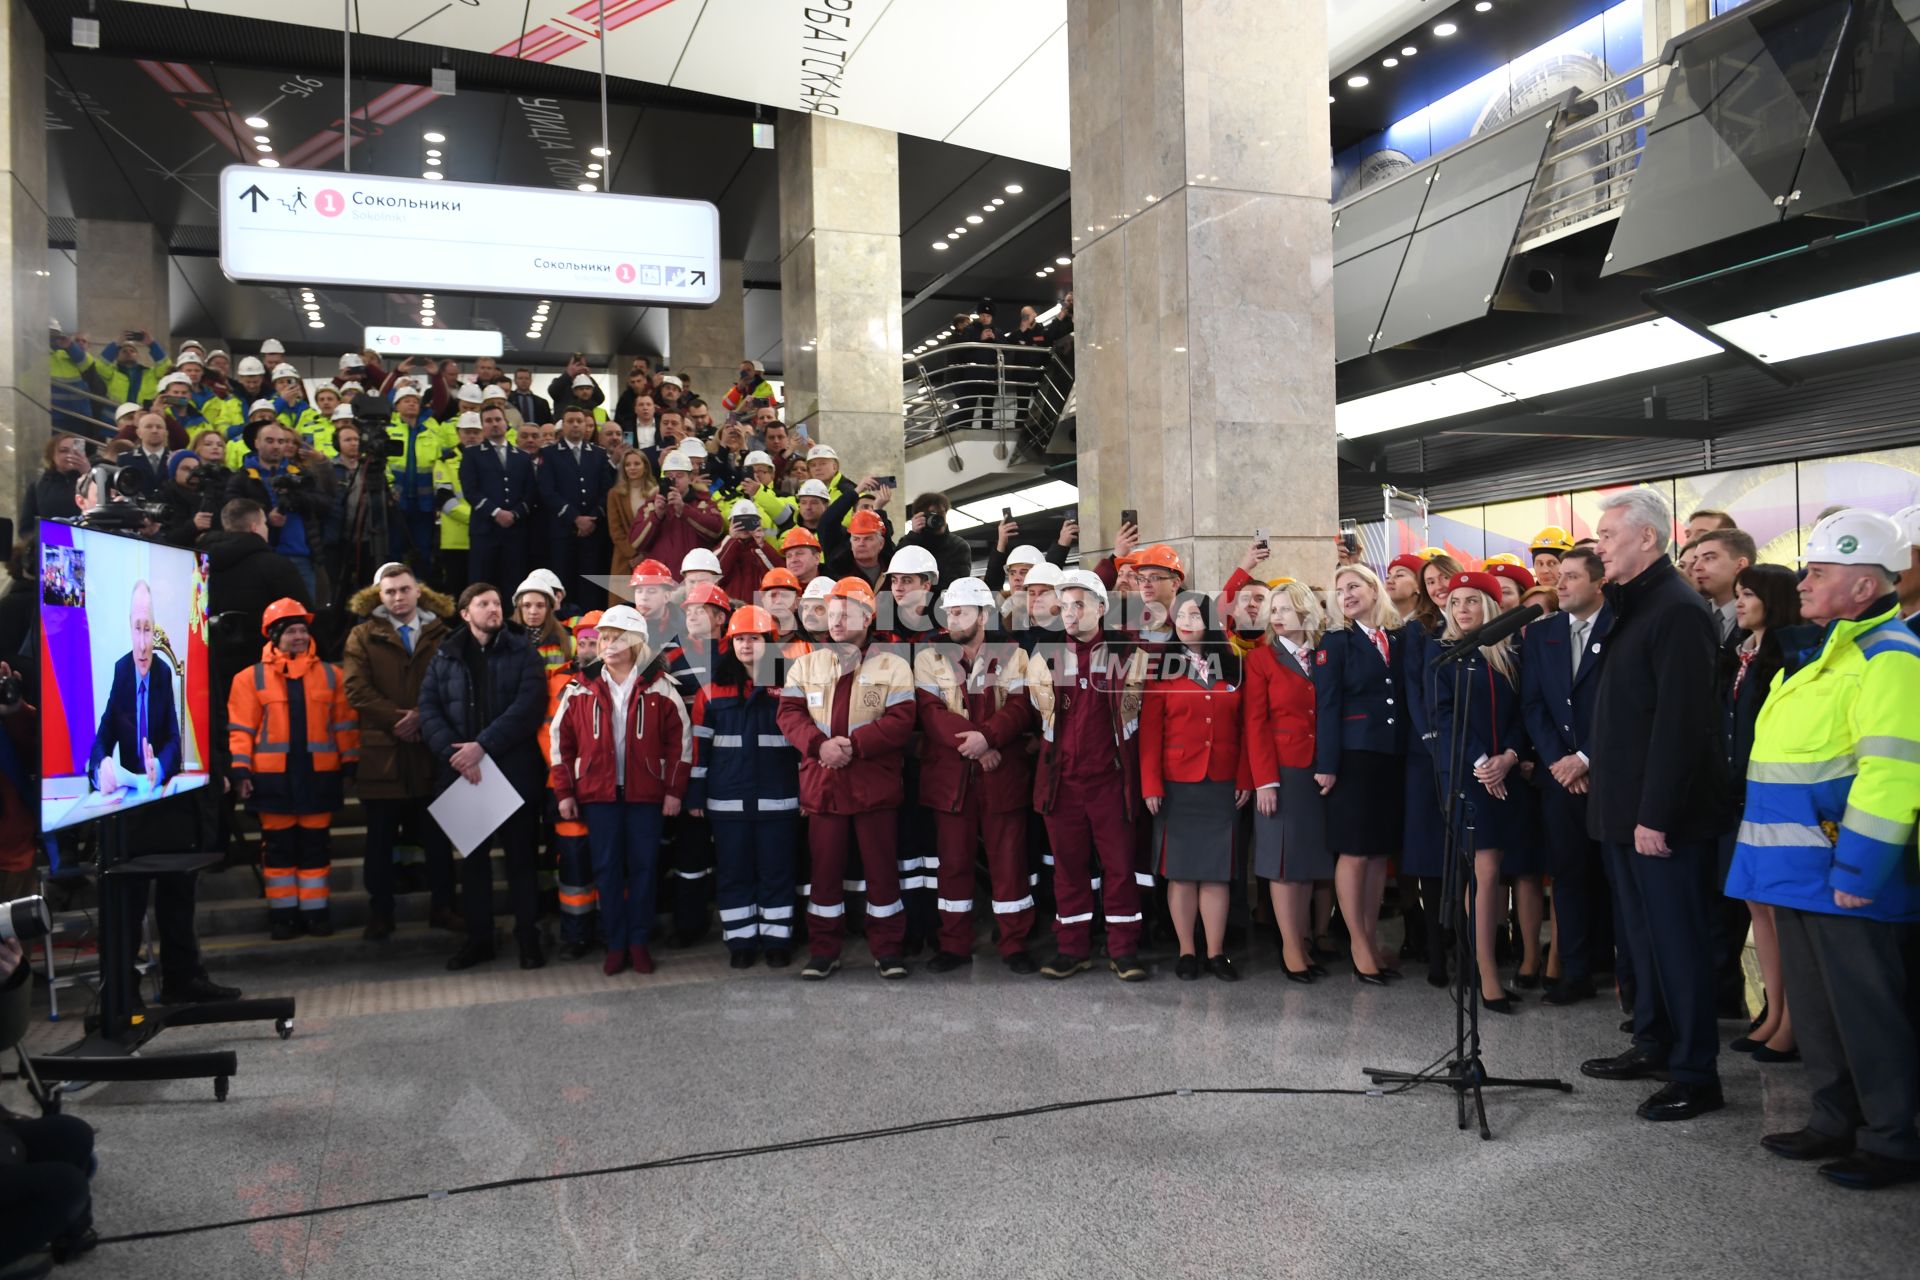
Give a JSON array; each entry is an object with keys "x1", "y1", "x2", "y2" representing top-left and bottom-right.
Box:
[
  {"x1": 666, "y1": 258, "x2": 745, "y2": 408},
  {"x1": 1067, "y1": 0, "x2": 1338, "y2": 590},
  {"x1": 1, "y1": 0, "x2": 50, "y2": 512},
  {"x1": 776, "y1": 111, "x2": 904, "y2": 490},
  {"x1": 77, "y1": 220, "x2": 172, "y2": 360}
]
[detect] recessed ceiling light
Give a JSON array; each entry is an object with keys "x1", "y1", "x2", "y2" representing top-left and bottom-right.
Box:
[
  {"x1": 991, "y1": 198, "x2": 1004, "y2": 206},
  {"x1": 1402, "y1": 45, "x2": 1418, "y2": 56},
  {"x1": 932, "y1": 241, "x2": 949, "y2": 250},
  {"x1": 426, "y1": 149, "x2": 441, "y2": 158},
  {"x1": 1328, "y1": 94, "x2": 1337, "y2": 103},
  {"x1": 535, "y1": 304, "x2": 549, "y2": 314},
  {"x1": 259, "y1": 158, "x2": 280, "y2": 167},
  {"x1": 255, "y1": 143, "x2": 273, "y2": 152},
  {"x1": 953, "y1": 227, "x2": 967, "y2": 235},
  {"x1": 1435, "y1": 22, "x2": 1458, "y2": 36},
  {"x1": 1347, "y1": 74, "x2": 1369, "y2": 88},
  {"x1": 1056, "y1": 256, "x2": 1070, "y2": 265},
  {"x1": 252, "y1": 134, "x2": 271, "y2": 144},
  {"x1": 577, "y1": 183, "x2": 597, "y2": 192},
  {"x1": 526, "y1": 331, "x2": 541, "y2": 339},
  {"x1": 590, "y1": 146, "x2": 610, "y2": 157},
  {"x1": 1035, "y1": 271, "x2": 1046, "y2": 278},
  {"x1": 1475, "y1": 1, "x2": 1492, "y2": 10},
  {"x1": 423, "y1": 171, "x2": 442, "y2": 179},
  {"x1": 982, "y1": 204, "x2": 995, "y2": 212},
  {"x1": 244, "y1": 116, "x2": 269, "y2": 129},
  {"x1": 1004, "y1": 183, "x2": 1022, "y2": 194},
  {"x1": 966, "y1": 215, "x2": 983, "y2": 224},
  {"x1": 1382, "y1": 57, "x2": 1399, "y2": 68},
  {"x1": 424, "y1": 131, "x2": 445, "y2": 142},
  {"x1": 425, "y1": 157, "x2": 440, "y2": 166},
  {"x1": 587, "y1": 163, "x2": 602, "y2": 172},
  {"x1": 308, "y1": 320, "x2": 325, "y2": 328},
  {"x1": 1042, "y1": 266, "x2": 1054, "y2": 274}
]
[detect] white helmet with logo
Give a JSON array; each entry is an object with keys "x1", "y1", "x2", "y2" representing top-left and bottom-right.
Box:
[
  {"x1": 236, "y1": 356, "x2": 267, "y2": 378},
  {"x1": 884, "y1": 545, "x2": 940, "y2": 584},
  {"x1": 1801, "y1": 508, "x2": 1911, "y2": 573},
  {"x1": 939, "y1": 577, "x2": 995, "y2": 611}
]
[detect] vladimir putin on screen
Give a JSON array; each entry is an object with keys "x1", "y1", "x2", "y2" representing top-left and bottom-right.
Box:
[{"x1": 88, "y1": 579, "x2": 180, "y2": 794}]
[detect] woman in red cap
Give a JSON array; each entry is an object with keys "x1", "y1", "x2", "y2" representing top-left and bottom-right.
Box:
[{"x1": 1434, "y1": 571, "x2": 1543, "y2": 1012}]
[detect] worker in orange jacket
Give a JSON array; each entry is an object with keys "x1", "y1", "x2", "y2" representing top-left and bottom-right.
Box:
[
  {"x1": 541, "y1": 610, "x2": 603, "y2": 958},
  {"x1": 229, "y1": 599, "x2": 360, "y2": 939}
]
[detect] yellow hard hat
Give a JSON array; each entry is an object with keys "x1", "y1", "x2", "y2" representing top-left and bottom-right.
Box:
[{"x1": 1529, "y1": 525, "x2": 1575, "y2": 555}]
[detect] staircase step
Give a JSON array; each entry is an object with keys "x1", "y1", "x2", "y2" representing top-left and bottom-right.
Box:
[
  {"x1": 197, "y1": 921, "x2": 461, "y2": 969},
  {"x1": 196, "y1": 884, "x2": 511, "y2": 936}
]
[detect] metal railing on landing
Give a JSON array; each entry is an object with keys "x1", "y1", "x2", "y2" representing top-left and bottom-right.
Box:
[
  {"x1": 901, "y1": 340, "x2": 1075, "y2": 466},
  {"x1": 1513, "y1": 56, "x2": 1664, "y2": 252}
]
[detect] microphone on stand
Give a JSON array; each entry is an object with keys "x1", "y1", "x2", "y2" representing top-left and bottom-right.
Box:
[{"x1": 1433, "y1": 603, "x2": 1542, "y2": 665}]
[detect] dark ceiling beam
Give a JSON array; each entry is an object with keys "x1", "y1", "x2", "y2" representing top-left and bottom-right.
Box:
[{"x1": 1439, "y1": 414, "x2": 1717, "y2": 440}]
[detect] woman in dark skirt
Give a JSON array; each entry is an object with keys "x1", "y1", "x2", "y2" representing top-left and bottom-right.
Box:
[
  {"x1": 1312, "y1": 564, "x2": 1411, "y2": 984},
  {"x1": 1243, "y1": 582, "x2": 1333, "y2": 981},
  {"x1": 1142, "y1": 593, "x2": 1250, "y2": 981},
  {"x1": 1399, "y1": 551, "x2": 1462, "y2": 987},
  {"x1": 1434, "y1": 571, "x2": 1541, "y2": 1013}
]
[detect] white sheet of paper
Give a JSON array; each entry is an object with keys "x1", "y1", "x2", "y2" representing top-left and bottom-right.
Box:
[{"x1": 429, "y1": 753, "x2": 526, "y2": 859}]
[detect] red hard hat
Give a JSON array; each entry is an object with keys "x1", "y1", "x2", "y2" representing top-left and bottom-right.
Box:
[
  {"x1": 684, "y1": 582, "x2": 731, "y2": 613},
  {"x1": 759, "y1": 567, "x2": 802, "y2": 592},
  {"x1": 629, "y1": 559, "x2": 674, "y2": 588},
  {"x1": 723, "y1": 605, "x2": 778, "y2": 643},
  {"x1": 261, "y1": 597, "x2": 314, "y2": 637}
]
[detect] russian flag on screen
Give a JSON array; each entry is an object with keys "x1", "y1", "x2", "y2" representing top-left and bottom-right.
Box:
[{"x1": 37, "y1": 521, "x2": 92, "y2": 779}]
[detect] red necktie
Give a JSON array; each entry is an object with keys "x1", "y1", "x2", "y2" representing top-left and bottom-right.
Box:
[{"x1": 1372, "y1": 628, "x2": 1390, "y2": 665}]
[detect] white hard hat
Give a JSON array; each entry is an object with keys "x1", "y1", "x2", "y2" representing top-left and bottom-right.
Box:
[
  {"x1": 884, "y1": 545, "x2": 941, "y2": 584},
  {"x1": 513, "y1": 574, "x2": 558, "y2": 603},
  {"x1": 1024, "y1": 561, "x2": 1064, "y2": 589},
  {"x1": 806, "y1": 444, "x2": 837, "y2": 462},
  {"x1": 392, "y1": 383, "x2": 422, "y2": 402},
  {"x1": 482, "y1": 383, "x2": 508, "y2": 400},
  {"x1": 457, "y1": 383, "x2": 484, "y2": 405},
  {"x1": 571, "y1": 373, "x2": 596, "y2": 388},
  {"x1": 679, "y1": 437, "x2": 708, "y2": 459},
  {"x1": 205, "y1": 348, "x2": 228, "y2": 362},
  {"x1": 802, "y1": 576, "x2": 836, "y2": 600},
  {"x1": 1892, "y1": 504, "x2": 1920, "y2": 551},
  {"x1": 681, "y1": 548, "x2": 723, "y2": 577},
  {"x1": 331, "y1": 403, "x2": 356, "y2": 422},
  {"x1": 798, "y1": 478, "x2": 831, "y2": 500},
  {"x1": 236, "y1": 356, "x2": 267, "y2": 377},
  {"x1": 596, "y1": 605, "x2": 649, "y2": 642},
  {"x1": 525, "y1": 567, "x2": 566, "y2": 599},
  {"x1": 743, "y1": 450, "x2": 773, "y2": 469},
  {"x1": 157, "y1": 372, "x2": 191, "y2": 391},
  {"x1": 175, "y1": 348, "x2": 206, "y2": 366},
  {"x1": 456, "y1": 411, "x2": 483, "y2": 433},
  {"x1": 658, "y1": 374, "x2": 683, "y2": 388},
  {"x1": 661, "y1": 450, "x2": 690, "y2": 473},
  {"x1": 748, "y1": 359, "x2": 765, "y2": 373},
  {"x1": 248, "y1": 398, "x2": 279, "y2": 418},
  {"x1": 270, "y1": 363, "x2": 301, "y2": 382},
  {"x1": 260, "y1": 339, "x2": 286, "y2": 356},
  {"x1": 1059, "y1": 568, "x2": 1108, "y2": 607},
  {"x1": 115, "y1": 402, "x2": 143, "y2": 421},
  {"x1": 1005, "y1": 544, "x2": 1046, "y2": 569},
  {"x1": 729, "y1": 499, "x2": 759, "y2": 521},
  {"x1": 1801, "y1": 508, "x2": 1911, "y2": 573},
  {"x1": 940, "y1": 577, "x2": 995, "y2": 611},
  {"x1": 339, "y1": 351, "x2": 366, "y2": 370}
]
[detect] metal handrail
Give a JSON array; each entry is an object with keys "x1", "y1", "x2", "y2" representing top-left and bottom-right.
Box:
[
  {"x1": 1514, "y1": 56, "x2": 1663, "y2": 248},
  {"x1": 901, "y1": 341, "x2": 1063, "y2": 461}
]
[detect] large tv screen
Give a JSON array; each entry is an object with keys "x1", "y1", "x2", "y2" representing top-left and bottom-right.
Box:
[{"x1": 38, "y1": 521, "x2": 213, "y2": 833}]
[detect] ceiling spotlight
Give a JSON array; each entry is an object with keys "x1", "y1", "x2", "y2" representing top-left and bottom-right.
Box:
[
  {"x1": 953, "y1": 227, "x2": 967, "y2": 235},
  {"x1": 1382, "y1": 57, "x2": 1399, "y2": 68},
  {"x1": 535, "y1": 304, "x2": 549, "y2": 314},
  {"x1": 982, "y1": 204, "x2": 995, "y2": 212},
  {"x1": 300, "y1": 291, "x2": 314, "y2": 299},
  {"x1": 1402, "y1": 45, "x2": 1418, "y2": 56},
  {"x1": 308, "y1": 320, "x2": 325, "y2": 329},
  {"x1": 577, "y1": 183, "x2": 597, "y2": 192},
  {"x1": 590, "y1": 146, "x2": 610, "y2": 157},
  {"x1": 932, "y1": 241, "x2": 949, "y2": 250},
  {"x1": 252, "y1": 134, "x2": 271, "y2": 144},
  {"x1": 587, "y1": 163, "x2": 602, "y2": 172},
  {"x1": 966, "y1": 215, "x2": 983, "y2": 224},
  {"x1": 1042, "y1": 266, "x2": 1054, "y2": 274},
  {"x1": 425, "y1": 157, "x2": 440, "y2": 166},
  {"x1": 1347, "y1": 74, "x2": 1369, "y2": 88},
  {"x1": 1056, "y1": 256, "x2": 1070, "y2": 265},
  {"x1": 423, "y1": 171, "x2": 443, "y2": 179},
  {"x1": 244, "y1": 116, "x2": 269, "y2": 129},
  {"x1": 1035, "y1": 271, "x2": 1047, "y2": 278},
  {"x1": 424, "y1": 131, "x2": 445, "y2": 142},
  {"x1": 1434, "y1": 22, "x2": 1458, "y2": 36},
  {"x1": 1475, "y1": 1, "x2": 1492, "y2": 10},
  {"x1": 526, "y1": 331, "x2": 540, "y2": 339},
  {"x1": 1328, "y1": 94, "x2": 1336, "y2": 103},
  {"x1": 1004, "y1": 183, "x2": 1023, "y2": 194},
  {"x1": 255, "y1": 143, "x2": 273, "y2": 153},
  {"x1": 259, "y1": 158, "x2": 280, "y2": 167},
  {"x1": 426, "y1": 149, "x2": 442, "y2": 158},
  {"x1": 991, "y1": 198, "x2": 1004, "y2": 206}
]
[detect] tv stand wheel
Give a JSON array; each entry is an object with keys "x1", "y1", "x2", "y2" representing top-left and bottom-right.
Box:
[
  {"x1": 214, "y1": 1075, "x2": 229, "y2": 1102},
  {"x1": 276, "y1": 1017, "x2": 294, "y2": 1041}
]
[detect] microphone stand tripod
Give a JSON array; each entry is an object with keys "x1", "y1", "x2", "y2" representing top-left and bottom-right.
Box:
[{"x1": 1363, "y1": 640, "x2": 1571, "y2": 1138}]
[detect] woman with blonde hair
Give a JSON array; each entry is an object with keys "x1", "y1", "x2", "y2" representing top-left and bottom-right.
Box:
[
  {"x1": 1311, "y1": 562, "x2": 1411, "y2": 983},
  {"x1": 606, "y1": 446, "x2": 660, "y2": 582},
  {"x1": 1244, "y1": 581, "x2": 1332, "y2": 980},
  {"x1": 1434, "y1": 571, "x2": 1544, "y2": 1013}
]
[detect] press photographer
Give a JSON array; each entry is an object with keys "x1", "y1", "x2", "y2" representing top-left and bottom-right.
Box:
[
  {"x1": 328, "y1": 398, "x2": 402, "y2": 605},
  {"x1": 155, "y1": 451, "x2": 229, "y2": 549},
  {"x1": 226, "y1": 421, "x2": 334, "y2": 601}
]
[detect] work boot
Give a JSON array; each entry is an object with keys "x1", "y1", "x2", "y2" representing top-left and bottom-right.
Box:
[
  {"x1": 361, "y1": 913, "x2": 395, "y2": 942},
  {"x1": 304, "y1": 912, "x2": 334, "y2": 938}
]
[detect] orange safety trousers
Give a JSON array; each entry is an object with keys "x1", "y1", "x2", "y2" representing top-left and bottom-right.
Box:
[{"x1": 261, "y1": 812, "x2": 332, "y2": 919}]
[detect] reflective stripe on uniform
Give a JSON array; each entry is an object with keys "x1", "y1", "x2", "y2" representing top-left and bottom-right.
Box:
[
  {"x1": 718, "y1": 905, "x2": 756, "y2": 923},
  {"x1": 759, "y1": 797, "x2": 800, "y2": 811},
  {"x1": 866, "y1": 898, "x2": 905, "y2": 917},
  {"x1": 993, "y1": 896, "x2": 1035, "y2": 914},
  {"x1": 757, "y1": 734, "x2": 788, "y2": 748},
  {"x1": 1134, "y1": 872, "x2": 1155, "y2": 888},
  {"x1": 762, "y1": 905, "x2": 794, "y2": 920},
  {"x1": 712, "y1": 734, "x2": 743, "y2": 747},
  {"x1": 669, "y1": 868, "x2": 711, "y2": 880},
  {"x1": 1747, "y1": 757, "x2": 1856, "y2": 784},
  {"x1": 760, "y1": 922, "x2": 793, "y2": 939},
  {"x1": 1105, "y1": 912, "x2": 1143, "y2": 924},
  {"x1": 937, "y1": 897, "x2": 973, "y2": 914},
  {"x1": 1736, "y1": 819, "x2": 1830, "y2": 848},
  {"x1": 1055, "y1": 911, "x2": 1093, "y2": 925},
  {"x1": 707, "y1": 798, "x2": 744, "y2": 812},
  {"x1": 808, "y1": 900, "x2": 846, "y2": 918},
  {"x1": 1859, "y1": 734, "x2": 1920, "y2": 765},
  {"x1": 1842, "y1": 805, "x2": 1911, "y2": 846},
  {"x1": 722, "y1": 925, "x2": 758, "y2": 941}
]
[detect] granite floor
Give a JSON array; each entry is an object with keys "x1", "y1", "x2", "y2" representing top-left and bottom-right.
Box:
[{"x1": 26, "y1": 935, "x2": 1920, "y2": 1280}]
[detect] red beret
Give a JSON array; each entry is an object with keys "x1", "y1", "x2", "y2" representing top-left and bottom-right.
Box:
[
  {"x1": 1445, "y1": 571, "x2": 1503, "y2": 601},
  {"x1": 1484, "y1": 561, "x2": 1537, "y2": 593},
  {"x1": 1387, "y1": 553, "x2": 1429, "y2": 577}
]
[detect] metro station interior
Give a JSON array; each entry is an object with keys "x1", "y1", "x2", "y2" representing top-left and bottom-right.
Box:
[{"x1": 3, "y1": 1, "x2": 1920, "y2": 1276}]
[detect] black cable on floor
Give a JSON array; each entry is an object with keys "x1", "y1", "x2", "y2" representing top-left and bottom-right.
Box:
[{"x1": 91, "y1": 1077, "x2": 1433, "y2": 1246}]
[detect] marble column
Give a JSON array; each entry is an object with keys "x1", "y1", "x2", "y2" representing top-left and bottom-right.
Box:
[
  {"x1": 667, "y1": 258, "x2": 745, "y2": 411},
  {"x1": 77, "y1": 219, "x2": 173, "y2": 357},
  {"x1": 1067, "y1": 0, "x2": 1337, "y2": 590},
  {"x1": 776, "y1": 111, "x2": 904, "y2": 489},
  {"x1": 1, "y1": 0, "x2": 50, "y2": 510}
]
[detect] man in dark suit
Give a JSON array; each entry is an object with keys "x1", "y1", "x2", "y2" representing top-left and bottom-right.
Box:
[
  {"x1": 1520, "y1": 546, "x2": 1622, "y2": 1007},
  {"x1": 537, "y1": 404, "x2": 616, "y2": 610},
  {"x1": 119, "y1": 413, "x2": 176, "y2": 499},
  {"x1": 508, "y1": 367, "x2": 550, "y2": 428},
  {"x1": 1581, "y1": 489, "x2": 1725, "y2": 1122},
  {"x1": 462, "y1": 404, "x2": 536, "y2": 596},
  {"x1": 88, "y1": 579, "x2": 180, "y2": 793}
]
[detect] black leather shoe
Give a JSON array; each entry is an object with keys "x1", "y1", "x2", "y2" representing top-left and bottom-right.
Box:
[
  {"x1": 1282, "y1": 963, "x2": 1314, "y2": 985},
  {"x1": 1005, "y1": 951, "x2": 1039, "y2": 975},
  {"x1": 1481, "y1": 990, "x2": 1518, "y2": 1014},
  {"x1": 1110, "y1": 954, "x2": 1149, "y2": 982},
  {"x1": 925, "y1": 951, "x2": 972, "y2": 974},
  {"x1": 729, "y1": 951, "x2": 756, "y2": 970},
  {"x1": 1818, "y1": 1151, "x2": 1920, "y2": 1190},
  {"x1": 304, "y1": 914, "x2": 334, "y2": 938},
  {"x1": 269, "y1": 918, "x2": 301, "y2": 942},
  {"x1": 1513, "y1": 968, "x2": 1542, "y2": 991},
  {"x1": 1175, "y1": 954, "x2": 1201, "y2": 981},
  {"x1": 1636, "y1": 1080, "x2": 1724, "y2": 1122},
  {"x1": 158, "y1": 974, "x2": 242, "y2": 1004},
  {"x1": 1581, "y1": 1047, "x2": 1670, "y2": 1081},
  {"x1": 1352, "y1": 963, "x2": 1388, "y2": 987},
  {"x1": 446, "y1": 942, "x2": 495, "y2": 971},
  {"x1": 1619, "y1": 1016, "x2": 1635, "y2": 1033},
  {"x1": 429, "y1": 905, "x2": 466, "y2": 933},
  {"x1": 1208, "y1": 955, "x2": 1240, "y2": 982},
  {"x1": 1307, "y1": 961, "x2": 1328, "y2": 978},
  {"x1": 1761, "y1": 1128, "x2": 1855, "y2": 1162},
  {"x1": 518, "y1": 947, "x2": 546, "y2": 971},
  {"x1": 1041, "y1": 953, "x2": 1092, "y2": 979},
  {"x1": 800, "y1": 955, "x2": 839, "y2": 980},
  {"x1": 1751, "y1": 1044, "x2": 1801, "y2": 1064},
  {"x1": 1543, "y1": 978, "x2": 1596, "y2": 1006}
]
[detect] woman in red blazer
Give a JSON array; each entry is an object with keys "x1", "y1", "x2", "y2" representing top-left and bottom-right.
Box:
[
  {"x1": 1142, "y1": 593, "x2": 1253, "y2": 981},
  {"x1": 1242, "y1": 581, "x2": 1334, "y2": 981}
]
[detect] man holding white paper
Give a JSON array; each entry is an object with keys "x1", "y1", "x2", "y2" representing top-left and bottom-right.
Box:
[{"x1": 418, "y1": 582, "x2": 549, "y2": 971}]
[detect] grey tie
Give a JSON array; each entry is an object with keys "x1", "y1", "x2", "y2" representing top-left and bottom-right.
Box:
[
  {"x1": 497, "y1": 444, "x2": 507, "y2": 465},
  {"x1": 1570, "y1": 618, "x2": 1588, "y2": 681}
]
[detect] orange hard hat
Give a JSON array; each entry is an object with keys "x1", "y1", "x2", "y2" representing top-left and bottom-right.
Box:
[
  {"x1": 1130, "y1": 544, "x2": 1186, "y2": 580},
  {"x1": 629, "y1": 559, "x2": 674, "y2": 588},
  {"x1": 846, "y1": 510, "x2": 885, "y2": 537},
  {"x1": 829, "y1": 576, "x2": 877, "y2": 608},
  {"x1": 760, "y1": 567, "x2": 802, "y2": 592},
  {"x1": 569, "y1": 610, "x2": 604, "y2": 632},
  {"x1": 684, "y1": 582, "x2": 731, "y2": 613},
  {"x1": 782, "y1": 526, "x2": 822, "y2": 552},
  {"x1": 723, "y1": 605, "x2": 778, "y2": 643},
  {"x1": 261, "y1": 597, "x2": 314, "y2": 637}
]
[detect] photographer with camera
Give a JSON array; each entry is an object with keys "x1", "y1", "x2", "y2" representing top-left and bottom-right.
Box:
[
  {"x1": 155, "y1": 450, "x2": 220, "y2": 549},
  {"x1": 896, "y1": 492, "x2": 972, "y2": 589},
  {"x1": 227, "y1": 420, "x2": 334, "y2": 601}
]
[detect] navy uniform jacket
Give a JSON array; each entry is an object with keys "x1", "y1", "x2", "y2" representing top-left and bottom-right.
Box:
[
  {"x1": 536, "y1": 440, "x2": 616, "y2": 523},
  {"x1": 459, "y1": 440, "x2": 537, "y2": 530},
  {"x1": 90, "y1": 653, "x2": 181, "y2": 787},
  {"x1": 1519, "y1": 605, "x2": 1613, "y2": 769},
  {"x1": 1311, "y1": 623, "x2": 1410, "y2": 775}
]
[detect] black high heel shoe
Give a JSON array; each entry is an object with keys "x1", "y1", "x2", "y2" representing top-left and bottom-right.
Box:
[
  {"x1": 1352, "y1": 962, "x2": 1389, "y2": 987},
  {"x1": 1282, "y1": 961, "x2": 1315, "y2": 985},
  {"x1": 1514, "y1": 967, "x2": 1542, "y2": 991},
  {"x1": 1307, "y1": 961, "x2": 1328, "y2": 978},
  {"x1": 1482, "y1": 990, "x2": 1519, "y2": 1014}
]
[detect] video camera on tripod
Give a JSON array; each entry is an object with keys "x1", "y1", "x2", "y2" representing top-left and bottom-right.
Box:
[{"x1": 76, "y1": 462, "x2": 167, "y2": 533}]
